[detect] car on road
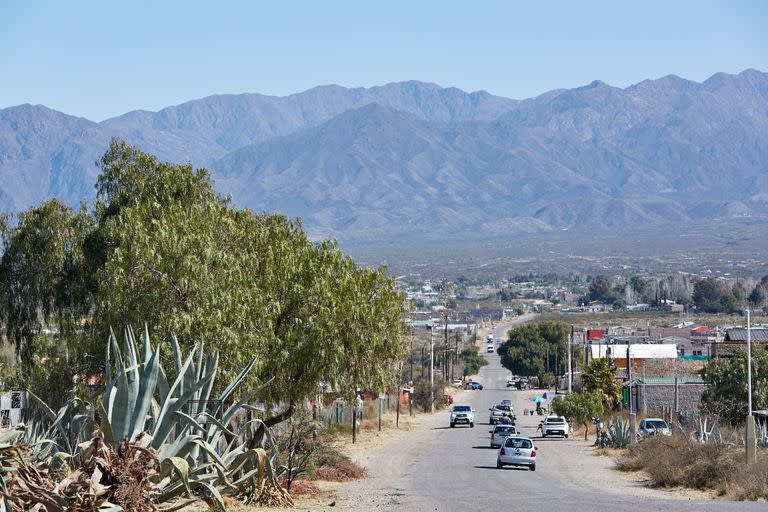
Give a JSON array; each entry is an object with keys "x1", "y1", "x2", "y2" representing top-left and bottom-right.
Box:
[
  {"x1": 505, "y1": 378, "x2": 517, "y2": 388},
  {"x1": 497, "y1": 436, "x2": 537, "y2": 471},
  {"x1": 450, "y1": 404, "x2": 475, "y2": 428},
  {"x1": 541, "y1": 416, "x2": 569, "y2": 438},
  {"x1": 486, "y1": 344, "x2": 495, "y2": 353},
  {"x1": 638, "y1": 418, "x2": 671, "y2": 437},
  {"x1": 467, "y1": 381, "x2": 483, "y2": 390},
  {"x1": 451, "y1": 378, "x2": 463, "y2": 388},
  {"x1": 489, "y1": 424, "x2": 518, "y2": 448},
  {"x1": 489, "y1": 404, "x2": 515, "y2": 424}
]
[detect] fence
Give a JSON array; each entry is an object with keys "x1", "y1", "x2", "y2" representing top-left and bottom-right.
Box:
[
  {"x1": 317, "y1": 392, "x2": 405, "y2": 428},
  {"x1": 0, "y1": 391, "x2": 27, "y2": 427}
]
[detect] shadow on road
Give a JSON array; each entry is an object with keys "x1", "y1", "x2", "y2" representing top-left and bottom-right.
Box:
[
  {"x1": 471, "y1": 445, "x2": 495, "y2": 450},
  {"x1": 474, "y1": 465, "x2": 529, "y2": 471}
]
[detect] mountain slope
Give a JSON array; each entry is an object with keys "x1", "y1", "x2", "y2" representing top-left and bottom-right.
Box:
[
  {"x1": 1, "y1": 71, "x2": 766, "y2": 243},
  {"x1": 214, "y1": 70, "x2": 768, "y2": 241}
]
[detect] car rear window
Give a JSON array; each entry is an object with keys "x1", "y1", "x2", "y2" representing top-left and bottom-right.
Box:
[
  {"x1": 496, "y1": 426, "x2": 516, "y2": 434},
  {"x1": 453, "y1": 406, "x2": 471, "y2": 412},
  {"x1": 504, "y1": 438, "x2": 532, "y2": 449},
  {"x1": 547, "y1": 417, "x2": 565, "y2": 423},
  {"x1": 645, "y1": 420, "x2": 667, "y2": 428}
]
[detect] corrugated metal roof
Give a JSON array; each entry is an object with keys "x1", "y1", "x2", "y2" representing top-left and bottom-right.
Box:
[
  {"x1": 591, "y1": 343, "x2": 678, "y2": 359},
  {"x1": 724, "y1": 328, "x2": 768, "y2": 342}
]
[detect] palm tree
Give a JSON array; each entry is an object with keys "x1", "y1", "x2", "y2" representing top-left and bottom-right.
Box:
[{"x1": 582, "y1": 358, "x2": 622, "y2": 409}]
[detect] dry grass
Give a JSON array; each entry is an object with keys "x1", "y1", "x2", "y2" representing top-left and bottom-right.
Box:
[
  {"x1": 311, "y1": 441, "x2": 367, "y2": 482},
  {"x1": 617, "y1": 434, "x2": 767, "y2": 499},
  {"x1": 727, "y1": 454, "x2": 768, "y2": 501},
  {"x1": 594, "y1": 447, "x2": 627, "y2": 458}
]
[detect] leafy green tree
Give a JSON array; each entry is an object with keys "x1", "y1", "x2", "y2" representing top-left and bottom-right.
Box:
[
  {"x1": 588, "y1": 275, "x2": 615, "y2": 303},
  {"x1": 93, "y1": 141, "x2": 406, "y2": 426},
  {"x1": 692, "y1": 277, "x2": 739, "y2": 313},
  {"x1": 460, "y1": 345, "x2": 488, "y2": 376},
  {"x1": 0, "y1": 199, "x2": 93, "y2": 366},
  {"x1": 581, "y1": 358, "x2": 622, "y2": 410},
  {"x1": 498, "y1": 321, "x2": 568, "y2": 381},
  {"x1": 700, "y1": 346, "x2": 768, "y2": 424},
  {"x1": 552, "y1": 391, "x2": 604, "y2": 440},
  {"x1": 629, "y1": 276, "x2": 650, "y2": 303}
]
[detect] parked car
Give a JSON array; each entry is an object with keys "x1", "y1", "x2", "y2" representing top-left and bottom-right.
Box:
[
  {"x1": 467, "y1": 381, "x2": 483, "y2": 390},
  {"x1": 489, "y1": 404, "x2": 515, "y2": 424},
  {"x1": 638, "y1": 418, "x2": 671, "y2": 437},
  {"x1": 489, "y1": 424, "x2": 518, "y2": 448},
  {"x1": 541, "y1": 416, "x2": 569, "y2": 438},
  {"x1": 497, "y1": 436, "x2": 537, "y2": 471},
  {"x1": 486, "y1": 345, "x2": 495, "y2": 353},
  {"x1": 506, "y1": 378, "x2": 517, "y2": 388},
  {"x1": 450, "y1": 404, "x2": 475, "y2": 428},
  {"x1": 451, "y1": 378, "x2": 463, "y2": 388}
]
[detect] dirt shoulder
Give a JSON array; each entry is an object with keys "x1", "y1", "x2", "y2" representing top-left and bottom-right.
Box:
[{"x1": 511, "y1": 388, "x2": 713, "y2": 501}]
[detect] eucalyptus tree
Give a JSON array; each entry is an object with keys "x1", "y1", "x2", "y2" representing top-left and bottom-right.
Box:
[
  {"x1": 0, "y1": 199, "x2": 93, "y2": 366},
  {"x1": 93, "y1": 140, "x2": 407, "y2": 426}
]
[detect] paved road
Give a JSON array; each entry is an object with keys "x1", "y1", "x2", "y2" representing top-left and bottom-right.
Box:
[{"x1": 352, "y1": 318, "x2": 764, "y2": 512}]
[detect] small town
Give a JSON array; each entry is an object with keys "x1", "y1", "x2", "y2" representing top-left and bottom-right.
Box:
[{"x1": 1, "y1": 2, "x2": 766, "y2": 511}]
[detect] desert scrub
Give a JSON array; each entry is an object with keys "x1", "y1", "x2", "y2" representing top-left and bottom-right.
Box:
[{"x1": 617, "y1": 433, "x2": 765, "y2": 498}]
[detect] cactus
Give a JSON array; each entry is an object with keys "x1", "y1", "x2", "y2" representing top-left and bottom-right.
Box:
[{"x1": 604, "y1": 416, "x2": 631, "y2": 448}]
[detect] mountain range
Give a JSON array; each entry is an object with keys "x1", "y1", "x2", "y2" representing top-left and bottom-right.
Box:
[{"x1": 1, "y1": 70, "x2": 767, "y2": 243}]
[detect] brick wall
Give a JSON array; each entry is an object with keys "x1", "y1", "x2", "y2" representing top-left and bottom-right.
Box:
[{"x1": 636, "y1": 382, "x2": 706, "y2": 415}]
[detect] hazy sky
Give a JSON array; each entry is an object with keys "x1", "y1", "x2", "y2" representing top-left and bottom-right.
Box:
[{"x1": 1, "y1": 1, "x2": 765, "y2": 121}]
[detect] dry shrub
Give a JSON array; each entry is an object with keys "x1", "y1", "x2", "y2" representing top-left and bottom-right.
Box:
[
  {"x1": 728, "y1": 454, "x2": 768, "y2": 501},
  {"x1": 280, "y1": 478, "x2": 324, "y2": 496},
  {"x1": 617, "y1": 433, "x2": 748, "y2": 496},
  {"x1": 316, "y1": 460, "x2": 366, "y2": 481}
]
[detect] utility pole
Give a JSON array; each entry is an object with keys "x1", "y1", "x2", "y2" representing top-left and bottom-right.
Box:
[
  {"x1": 410, "y1": 326, "x2": 414, "y2": 383},
  {"x1": 746, "y1": 308, "x2": 756, "y2": 464},
  {"x1": 444, "y1": 310, "x2": 449, "y2": 383},
  {"x1": 430, "y1": 325, "x2": 435, "y2": 413}
]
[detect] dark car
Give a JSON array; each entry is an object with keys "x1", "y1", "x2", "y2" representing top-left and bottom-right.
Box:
[{"x1": 467, "y1": 382, "x2": 483, "y2": 390}]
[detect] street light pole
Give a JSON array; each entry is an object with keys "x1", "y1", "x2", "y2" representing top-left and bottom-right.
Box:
[
  {"x1": 746, "y1": 309, "x2": 753, "y2": 416},
  {"x1": 567, "y1": 333, "x2": 573, "y2": 393}
]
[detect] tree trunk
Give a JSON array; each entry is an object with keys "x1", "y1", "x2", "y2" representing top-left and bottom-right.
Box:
[
  {"x1": 248, "y1": 402, "x2": 297, "y2": 450},
  {"x1": 583, "y1": 422, "x2": 589, "y2": 441}
]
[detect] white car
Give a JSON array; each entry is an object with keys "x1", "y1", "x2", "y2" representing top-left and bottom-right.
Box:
[
  {"x1": 450, "y1": 404, "x2": 475, "y2": 428},
  {"x1": 541, "y1": 416, "x2": 569, "y2": 438},
  {"x1": 488, "y1": 404, "x2": 514, "y2": 424},
  {"x1": 486, "y1": 344, "x2": 495, "y2": 353},
  {"x1": 497, "y1": 436, "x2": 537, "y2": 471},
  {"x1": 489, "y1": 424, "x2": 518, "y2": 448},
  {"x1": 638, "y1": 418, "x2": 672, "y2": 437}
]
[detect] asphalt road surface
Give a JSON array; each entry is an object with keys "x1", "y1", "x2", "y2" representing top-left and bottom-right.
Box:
[{"x1": 351, "y1": 318, "x2": 765, "y2": 512}]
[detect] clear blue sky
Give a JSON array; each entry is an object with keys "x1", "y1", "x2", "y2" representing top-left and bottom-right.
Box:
[{"x1": 1, "y1": 1, "x2": 765, "y2": 121}]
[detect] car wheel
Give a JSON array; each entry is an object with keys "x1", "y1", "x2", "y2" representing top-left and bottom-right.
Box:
[
  {"x1": 530, "y1": 464, "x2": 536, "y2": 472},
  {"x1": 450, "y1": 423, "x2": 455, "y2": 428},
  {"x1": 490, "y1": 443, "x2": 495, "y2": 448},
  {"x1": 470, "y1": 422, "x2": 474, "y2": 428},
  {"x1": 542, "y1": 433, "x2": 547, "y2": 438},
  {"x1": 497, "y1": 460, "x2": 503, "y2": 469},
  {"x1": 565, "y1": 434, "x2": 569, "y2": 438}
]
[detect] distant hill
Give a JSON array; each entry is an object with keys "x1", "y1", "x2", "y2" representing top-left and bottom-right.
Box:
[{"x1": 1, "y1": 71, "x2": 766, "y2": 243}]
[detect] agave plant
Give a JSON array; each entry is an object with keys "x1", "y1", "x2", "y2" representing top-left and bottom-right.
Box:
[
  {"x1": 4, "y1": 325, "x2": 282, "y2": 511},
  {"x1": 604, "y1": 416, "x2": 631, "y2": 448}
]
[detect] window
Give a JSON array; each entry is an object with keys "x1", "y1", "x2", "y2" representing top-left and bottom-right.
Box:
[{"x1": 504, "y1": 438, "x2": 532, "y2": 449}]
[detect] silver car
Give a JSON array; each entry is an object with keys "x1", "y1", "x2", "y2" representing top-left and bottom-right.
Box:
[
  {"x1": 497, "y1": 436, "x2": 537, "y2": 471},
  {"x1": 638, "y1": 418, "x2": 671, "y2": 437},
  {"x1": 489, "y1": 424, "x2": 518, "y2": 448}
]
